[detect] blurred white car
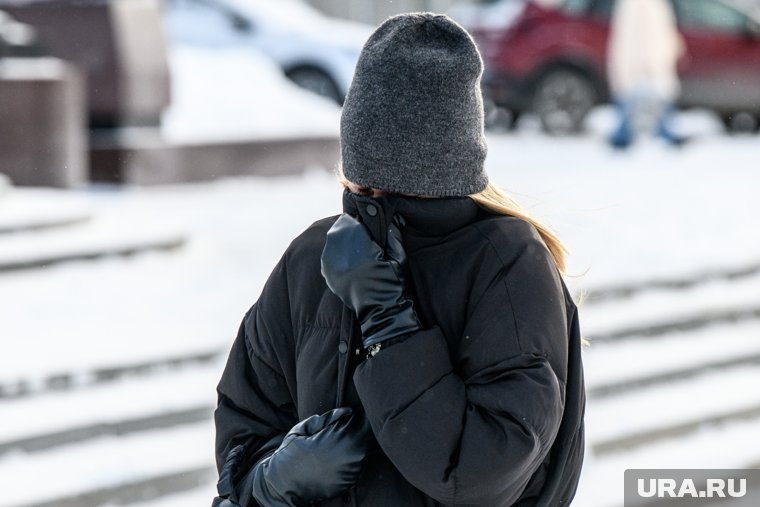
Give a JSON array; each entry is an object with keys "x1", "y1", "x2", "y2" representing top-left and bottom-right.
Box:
[
  {"x1": 164, "y1": 0, "x2": 372, "y2": 104},
  {"x1": 447, "y1": 0, "x2": 528, "y2": 33}
]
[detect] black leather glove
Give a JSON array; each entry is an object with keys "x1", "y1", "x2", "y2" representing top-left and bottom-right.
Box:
[
  {"x1": 321, "y1": 213, "x2": 421, "y2": 349},
  {"x1": 211, "y1": 496, "x2": 239, "y2": 507},
  {"x1": 250, "y1": 407, "x2": 372, "y2": 506},
  {"x1": 212, "y1": 435, "x2": 284, "y2": 507}
]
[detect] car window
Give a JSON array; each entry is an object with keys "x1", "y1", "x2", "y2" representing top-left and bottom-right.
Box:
[
  {"x1": 673, "y1": 0, "x2": 747, "y2": 33},
  {"x1": 589, "y1": 0, "x2": 614, "y2": 19},
  {"x1": 563, "y1": 0, "x2": 592, "y2": 15}
]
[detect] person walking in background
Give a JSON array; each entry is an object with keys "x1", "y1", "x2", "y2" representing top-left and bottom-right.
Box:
[
  {"x1": 212, "y1": 12, "x2": 585, "y2": 507},
  {"x1": 608, "y1": 0, "x2": 686, "y2": 148}
]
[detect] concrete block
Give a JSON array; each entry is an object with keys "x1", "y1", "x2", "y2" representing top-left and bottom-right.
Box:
[
  {"x1": 0, "y1": 57, "x2": 87, "y2": 188},
  {"x1": 89, "y1": 128, "x2": 340, "y2": 185},
  {"x1": 2, "y1": 0, "x2": 171, "y2": 127}
]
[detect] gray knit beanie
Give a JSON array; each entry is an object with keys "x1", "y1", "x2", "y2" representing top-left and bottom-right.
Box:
[{"x1": 340, "y1": 12, "x2": 489, "y2": 197}]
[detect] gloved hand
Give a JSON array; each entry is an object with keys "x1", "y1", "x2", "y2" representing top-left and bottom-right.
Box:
[
  {"x1": 250, "y1": 407, "x2": 372, "y2": 506},
  {"x1": 211, "y1": 497, "x2": 238, "y2": 507},
  {"x1": 321, "y1": 213, "x2": 421, "y2": 349},
  {"x1": 213, "y1": 445, "x2": 244, "y2": 506}
]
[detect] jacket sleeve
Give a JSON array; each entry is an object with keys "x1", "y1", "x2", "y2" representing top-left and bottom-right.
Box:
[
  {"x1": 214, "y1": 256, "x2": 299, "y2": 506},
  {"x1": 352, "y1": 236, "x2": 567, "y2": 506}
]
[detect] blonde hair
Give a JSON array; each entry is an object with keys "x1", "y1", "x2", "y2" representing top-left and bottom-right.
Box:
[
  {"x1": 469, "y1": 183, "x2": 567, "y2": 274},
  {"x1": 337, "y1": 169, "x2": 567, "y2": 274}
]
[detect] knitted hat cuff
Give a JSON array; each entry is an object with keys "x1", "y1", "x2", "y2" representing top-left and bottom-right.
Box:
[{"x1": 342, "y1": 147, "x2": 488, "y2": 198}]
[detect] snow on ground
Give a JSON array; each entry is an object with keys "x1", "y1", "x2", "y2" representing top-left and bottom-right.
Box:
[
  {"x1": 587, "y1": 365, "x2": 760, "y2": 443},
  {"x1": 0, "y1": 421, "x2": 215, "y2": 507},
  {"x1": 119, "y1": 483, "x2": 218, "y2": 507},
  {"x1": 0, "y1": 211, "x2": 184, "y2": 269},
  {"x1": 0, "y1": 188, "x2": 91, "y2": 233},
  {"x1": 583, "y1": 320, "x2": 760, "y2": 388},
  {"x1": 0, "y1": 362, "x2": 221, "y2": 443},
  {"x1": 580, "y1": 270, "x2": 760, "y2": 336},
  {"x1": 485, "y1": 124, "x2": 759, "y2": 289},
  {"x1": 574, "y1": 415, "x2": 760, "y2": 507},
  {"x1": 0, "y1": 170, "x2": 342, "y2": 385}
]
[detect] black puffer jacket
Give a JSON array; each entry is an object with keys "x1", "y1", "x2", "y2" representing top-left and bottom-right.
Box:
[{"x1": 214, "y1": 190, "x2": 585, "y2": 506}]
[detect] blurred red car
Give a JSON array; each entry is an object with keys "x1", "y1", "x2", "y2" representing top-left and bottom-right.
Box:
[{"x1": 468, "y1": 0, "x2": 760, "y2": 133}]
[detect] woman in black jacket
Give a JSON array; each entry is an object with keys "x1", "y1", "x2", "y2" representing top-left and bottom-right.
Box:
[{"x1": 213, "y1": 12, "x2": 585, "y2": 507}]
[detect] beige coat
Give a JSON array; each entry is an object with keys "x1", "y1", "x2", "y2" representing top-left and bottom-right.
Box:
[{"x1": 607, "y1": 0, "x2": 684, "y2": 99}]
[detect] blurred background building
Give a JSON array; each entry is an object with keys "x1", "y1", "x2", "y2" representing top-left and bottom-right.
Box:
[{"x1": 1, "y1": 1, "x2": 759, "y2": 506}]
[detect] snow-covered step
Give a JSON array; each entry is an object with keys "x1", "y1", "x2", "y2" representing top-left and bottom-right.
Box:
[
  {"x1": 574, "y1": 416, "x2": 760, "y2": 507},
  {"x1": 590, "y1": 352, "x2": 760, "y2": 399},
  {"x1": 2, "y1": 406, "x2": 213, "y2": 459},
  {"x1": 586, "y1": 305, "x2": 760, "y2": 342},
  {"x1": 1, "y1": 238, "x2": 248, "y2": 390},
  {"x1": 22, "y1": 467, "x2": 216, "y2": 507},
  {"x1": 0, "y1": 348, "x2": 222, "y2": 400},
  {"x1": 585, "y1": 320, "x2": 760, "y2": 397},
  {"x1": 0, "y1": 188, "x2": 92, "y2": 234},
  {"x1": 118, "y1": 482, "x2": 217, "y2": 507},
  {"x1": 583, "y1": 260, "x2": 760, "y2": 304},
  {"x1": 0, "y1": 363, "x2": 220, "y2": 454},
  {"x1": 0, "y1": 421, "x2": 216, "y2": 507},
  {"x1": 587, "y1": 366, "x2": 760, "y2": 455},
  {"x1": 0, "y1": 214, "x2": 187, "y2": 272},
  {"x1": 582, "y1": 270, "x2": 760, "y2": 340}
]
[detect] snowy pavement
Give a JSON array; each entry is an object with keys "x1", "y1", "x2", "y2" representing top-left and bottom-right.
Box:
[{"x1": 1, "y1": 127, "x2": 759, "y2": 506}]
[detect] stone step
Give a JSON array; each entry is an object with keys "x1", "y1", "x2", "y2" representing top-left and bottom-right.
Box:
[
  {"x1": 573, "y1": 416, "x2": 760, "y2": 507},
  {"x1": 584, "y1": 320, "x2": 760, "y2": 398},
  {"x1": 110, "y1": 482, "x2": 218, "y2": 507},
  {"x1": 0, "y1": 406, "x2": 213, "y2": 457},
  {"x1": 587, "y1": 305, "x2": 760, "y2": 343},
  {"x1": 0, "y1": 348, "x2": 222, "y2": 400},
  {"x1": 0, "y1": 362, "x2": 220, "y2": 454},
  {"x1": 90, "y1": 127, "x2": 339, "y2": 185},
  {"x1": 593, "y1": 402, "x2": 760, "y2": 456},
  {"x1": 582, "y1": 270, "x2": 760, "y2": 337},
  {"x1": 587, "y1": 366, "x2": 760, "y2": 455},
  {"x1": 0, "y1": 246, "x2": 242, "y2": 394},
  {"x1": 0, "y1": 421, "x2": 215, "y2": 507},
  {"x1": 589, "y1": 351, "x2": 760, "y2": 399},
  {"x1": 15, "y1": 467, "x2": 216, "y2": 507},
  {"x1": 583, "y1": 259, "x2": 760, "y2": 304},
  {"x1": 0, "y1": 214, "x2": 186, "y2": 272},
  {"x1": 0, "y1": 188, "x2": 92, "y2": 235}
]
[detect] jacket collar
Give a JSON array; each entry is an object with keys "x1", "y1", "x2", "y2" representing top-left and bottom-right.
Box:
[{"x1": 341, "y1": 188, "x2": 482, "y2": 252}]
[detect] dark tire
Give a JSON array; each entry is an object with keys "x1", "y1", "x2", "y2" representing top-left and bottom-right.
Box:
[
  {"x1": 721, "y1": 111, "x2": 759, "y2": 134},
  {"x1": 532, "y1": 69, "x2": 597, "y2": 135},
  {"x1": 484, "y1": 97, "x2": 521, "y2": 131},
  {"x1": 286, "y1": 66, "x2": 343, "y2": 105}
]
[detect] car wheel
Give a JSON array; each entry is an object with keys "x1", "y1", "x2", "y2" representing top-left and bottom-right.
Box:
[
  {"x1": 721, "y1": 111, "x2": 758, "y2": 134},
  {"x1": 532, "y1": 69, "x2": 597, "y2": 135},
  {"x1": 484, "y1": 97, "x2": 520, "y2": 131},
  {"x1": 286, "y1": 67, "x2": 343, "y2": 105}
]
